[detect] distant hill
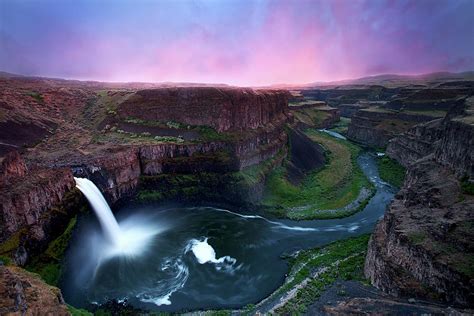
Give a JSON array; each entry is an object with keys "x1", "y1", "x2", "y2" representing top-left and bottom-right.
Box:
[
  {"x1": 1, "y1": 70, "x2": 473, "y2": 89},
  {"x1": 266, "y1": 71, "x2": 474, "y2": 89},
  {"x1": 301, "y1": 71, "x2": 474, "y2": 89}
]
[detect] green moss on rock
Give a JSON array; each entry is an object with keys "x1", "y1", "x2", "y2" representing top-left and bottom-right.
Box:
[{"x1": 377, "y1": 156, "x2": 406, "y2": 188}]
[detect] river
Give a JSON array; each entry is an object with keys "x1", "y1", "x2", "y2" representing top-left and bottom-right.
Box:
[{"x1": 61, "y1": 150, "x2": 395, "y2": 312}]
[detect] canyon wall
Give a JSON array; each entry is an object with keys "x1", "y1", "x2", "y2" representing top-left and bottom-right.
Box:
[
  {"x1": 117, "y1": 87, "x2": 289, "y2": 132},
  {"x1": 365, "y1": 97, "x2": 474, "y2": 307},
  {"x1": 347, "y1": 109, "x2": 439, "y2": 147},
  {"x1": 290, "y1": 103, "x2": 341, "y2": 129},
  {"x1": 0, "y1": 86, "x2": 291, "y2": 267},
  {"x1": 0, "y1": 151, "x2": 82, "y2": 265}
]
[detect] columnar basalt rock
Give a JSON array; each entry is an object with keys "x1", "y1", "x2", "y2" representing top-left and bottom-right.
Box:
[
  {"x1": 0, "y1": 162, "x2": 75, "y2": 244},
  {"x1": 117, "y1": 87, "x2": 290, "y2": 132},
  {"x1": 347, "y1": 109, "x2": 439, "y2": 147},
  {"x1": 435, "y1": 119, "x2": 474, "y2": 179},
  {"x1": 365, "y1": 97, "x2": 474, "y2": 307},
  {"x1": 386, "y1": 119, "x2": 444, "y2": 168},
  {"x1": 365, "y1": 160, "x2": 474, "y2": 306}
]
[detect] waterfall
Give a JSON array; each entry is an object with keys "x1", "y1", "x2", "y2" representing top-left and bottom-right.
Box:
[{"x1": 74, "y1": 177, "x2": 122, "y2": 245}]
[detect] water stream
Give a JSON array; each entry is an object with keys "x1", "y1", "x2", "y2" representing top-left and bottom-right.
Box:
[{"x1": 62, "y1": 150, "x2": 395, "y2": 312}]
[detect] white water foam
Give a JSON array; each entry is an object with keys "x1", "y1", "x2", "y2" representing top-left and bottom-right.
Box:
[
  {"x1": 186, "y1": 238, "x2": 238, "y2": 272},
  {"x1": 137, "y1": 257, "x2": 189, "y2": 306},
  {"x1": 209, "y1": 208, "x2": 367, "y2": 233},
  {"x1": 211, "y1": 208, "x2": 319, "y2": 232}
]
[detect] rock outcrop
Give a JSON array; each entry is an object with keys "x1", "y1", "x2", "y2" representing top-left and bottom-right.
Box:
[
  {"x1": 0, "y1": 154, "x2": 75, "y2": 243},
  {"x1": 334, "y1": 102, "x2": 369, "y2": 117},
  {"x1": 0, "y1": 151, "x2": 27, "y2": 183},
  {"x1": 117, "y1": 87, "x2": 289, "y2": 132},
  {"x1": 347, "y1": 109, "x2": 439, "y2": 147},
  {"x1": 0, "y1": 265, "x2": 69, "y2": 315},
  {"x1": 290, "y1": 102, "x2": 340, "y2": 129},
  {"x1": 365, "y1": 97, "x2": 474, "y2": 307},
  {"x1": 385, "y1": 118, "x2": 444, "y2": 167}
]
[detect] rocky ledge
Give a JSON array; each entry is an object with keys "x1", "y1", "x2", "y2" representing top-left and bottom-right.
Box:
[
  {"x1": 365, "y1": 97, "x2": 474, "y2": 307},
  {"x1": 117, "y1": 87, "x2": 289, "y2": 132},
  {"x1": 0, "y1": 265, "x2": 69, "y2": 315},
  {"x1": 289, "y1": 101, "x2": 341, "y2": 129}
]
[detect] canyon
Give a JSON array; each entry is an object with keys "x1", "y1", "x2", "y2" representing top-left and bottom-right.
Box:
[
  {"x1": 0, "y1": 73, "x2": 473, "y2": 314},
  {"x1": 364, "y1": 97, "x2": 474, "y2": 307}
]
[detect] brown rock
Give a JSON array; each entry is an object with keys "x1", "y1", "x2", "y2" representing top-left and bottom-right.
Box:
[
  {"x1": 117, "y1": 87, "x2": 289, "y2": 132},
  {"x1": 0, "y1": 265, "x2": 70, "y2": 315}
]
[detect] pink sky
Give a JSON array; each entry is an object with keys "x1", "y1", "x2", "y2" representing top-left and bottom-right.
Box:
[{"x1": 1, "y1": 0, "x2": 473, "y2": 85}]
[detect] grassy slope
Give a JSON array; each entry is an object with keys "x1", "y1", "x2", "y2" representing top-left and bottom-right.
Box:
[
  {"x1": 273, "y1": 234, "x2": 370, "y2": 314},
  {"x1": 330, "y1": 117, "x2": 351, "y2": 134},
  {"x1": 25, "y1": 216, "x2": 77, "y2": 286},
  {"x1": 377, "y1": 156, "x2": 406, "y2": 188},
  {"x1": 201, "y1": 235, "x2": 371, "y2": 316},
  {"x1": 263, "y1": 130, "x2": 372, "y2": 220},
  {"x1": 292, "y1": 108, "x2": 331, "y2": 127}
]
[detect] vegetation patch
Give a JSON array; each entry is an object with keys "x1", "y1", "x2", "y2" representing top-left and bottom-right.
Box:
[
  {"x1": 263, "y1": 130, "x2": 372, "y2": 220},
  {"x1": 67, "y1": 304, "x2": 94, "y2": 316},
  {"x1": 122, "y1": 117, "x2": 233, "y2": 142},
  {"x1": 26, "y1": 91, "x2": 44, "y2": 102},
  {"x1": 0, "y1": 229, "x2": 24, "y2": 256},
  {"x1": 329, "y1": 117, "x2": 351, "y2": 134},
  {"x1": 247, "y1": 234, "x2": 370, "y2": 314},
  {"x1": 407, "y1": 231, "x2": 427, "y2": 244},
  {"x1": 292, "y1": 107, "x2": 331, "y2": 127},
  {"x1": 377, "y1": 156, "x2": 406, "y2": 187},
  {"x1": 460, "y1": 176, "x2": 474, "y2": 195},
  {"x1": 25, "y1": 216, "x2": 77, "y2": 286}
]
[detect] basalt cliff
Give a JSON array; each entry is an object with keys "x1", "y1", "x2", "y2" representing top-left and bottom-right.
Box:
[
  {"x1": 0, "y1": 77, "x2": 300, "y2": 313},
  {"x1": 0, "y1": 77, "x2": 294, "y2": 269},
  {"x1": 365, "y1": 96, "x2": 474, "y2": 307}
]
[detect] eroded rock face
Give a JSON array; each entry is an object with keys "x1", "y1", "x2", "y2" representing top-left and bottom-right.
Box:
[
  {"x1": 365, "y1": 160, "x2": 473, "y2": 306},
  {"x1": 347, "y1": 109, "x2": 438, "y2": 147},
  {"x1": 386, "y1": 119, "x2": 444, "y2": 168},
  {"x1": 365, "y1": 97, "x2": 474, "y2": 307},
  {"x1": 435, "y1": 119, "x2": 474, "y2": 179},
  {"x1": 0, "y1": 151, "x2": 27, "y2": 183},
  {"x1": 0, "y1": 158, "x2": 75, "y2": 244},
  {"x1": 117, "y1": 87, "x2": 290, "y2": 132},
  {"x1": 0, "y1": 265, "x2": 69, "y2": 315}
]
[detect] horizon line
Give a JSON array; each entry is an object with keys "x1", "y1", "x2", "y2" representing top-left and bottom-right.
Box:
[{"x1": 1, "y1": 69, "x2": 473, "y2": 88}]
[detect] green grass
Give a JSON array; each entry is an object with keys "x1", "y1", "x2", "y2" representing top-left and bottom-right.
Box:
[
  {"x1": 122, "y1": 117, "x2": 233, "y2": 142},
  {"x1": 0, "y1": 255, "x2": 12, "y2": 265},
  {"x1": 407, "y1": 231, "x2": 427, "y2": 244},
  {"x1": 460, "y1": 176, "x2": 474, "y2": 195},
  {"x1": 377, "y1": 156, "x2": 406, "y2": 188},
  {"x1": 26, "y1": 216, "x2": 77, "y2": 286},
  {"x1": 0, "y1": 229, "x2": 24, "y2": 256},
  {"x1": 239, "y1": 148, "x2": 286, "y2": 186},
  {"x1": 258, "y1": 234, "x2": 370, "y2": 315},
  {"x1": 292, "y1": 107, "x2": 331, "y2": 127},
  {"x1": 67, "y1": 305, "x2": 93, "y2": 316},
  {"x1": 329, "y1": 117, "x2": 351, "y2": 134},
  {"x1": 263, "y1": 130, "x2": 372, "y2": 220},
  {"x1": 137, "y1": 190, "x2": 164, "y2": 201},
  {"x1": 26, "y1": 91, "x2": 44, "y2": 102}
]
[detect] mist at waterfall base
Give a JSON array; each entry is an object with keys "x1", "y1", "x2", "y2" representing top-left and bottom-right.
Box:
[{"x1": 62, "y1": 153, "x2": 395, "y2": 312}]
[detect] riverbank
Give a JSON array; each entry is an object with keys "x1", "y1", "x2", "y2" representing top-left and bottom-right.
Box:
[{"x1": 262, "y1": 129, "x2": 374, "y2": 220}]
